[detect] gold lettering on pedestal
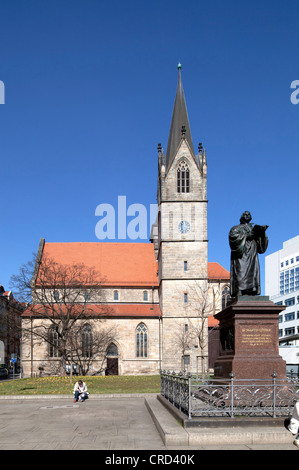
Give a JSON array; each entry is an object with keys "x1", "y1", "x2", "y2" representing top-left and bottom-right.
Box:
[{"x1": 240, "y1": 327, "x2": 272, "y2": 348}]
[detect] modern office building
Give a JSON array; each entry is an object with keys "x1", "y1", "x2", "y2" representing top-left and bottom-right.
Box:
[{"x1": 265, "y1": 235, "x2": 299, "y2": 375}]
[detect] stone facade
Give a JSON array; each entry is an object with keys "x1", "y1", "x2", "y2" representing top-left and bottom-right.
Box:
[{"x1": 21, "y1": 316, "x2": 161, "y2": 377}]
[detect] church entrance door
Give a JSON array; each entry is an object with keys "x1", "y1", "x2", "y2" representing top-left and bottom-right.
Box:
[
  {"x1": 106, "y1": 357, "x2": 118, "y2": 375},
  {"x1": 105, "y1": 343, "x2": 119, "y2": 375}
]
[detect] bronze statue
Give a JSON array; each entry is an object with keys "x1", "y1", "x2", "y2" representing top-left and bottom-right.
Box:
[{"x1": 229, "y1": 211, "x2": 268, "y2": 297}]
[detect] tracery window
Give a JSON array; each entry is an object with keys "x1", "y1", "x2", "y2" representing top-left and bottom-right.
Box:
[
  {"x1": 177, "y1": 161, "x2": 190, "y2": 193},
  {"x1": 106, "y1": 343, "x2": 119, "y2": 357},
  {"x1": 49, "y1": 326, "x2": 61, "y2": 358},
  {"x1": 222, "y1": 286, "x2": 231, "y2": 310},
  {"x1": 136, "y1": 322, "x2": 148, "y2": 358},
  {"x1": 82, "y1": 324, "x2": 93, "y2": 358}
]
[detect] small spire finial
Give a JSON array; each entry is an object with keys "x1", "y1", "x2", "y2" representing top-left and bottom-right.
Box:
[{"x1": 177, "y1": 62, "x2": 182, "y2": 70}]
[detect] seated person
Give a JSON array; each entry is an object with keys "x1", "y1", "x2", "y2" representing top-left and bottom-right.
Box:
[{"x1": 73, "y1": 380, "x2": 89, "y2": 402}]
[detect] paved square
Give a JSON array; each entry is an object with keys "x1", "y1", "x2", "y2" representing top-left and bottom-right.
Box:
[{"x1": 0, "y1": 397, "x2": 166, "y2": 450}]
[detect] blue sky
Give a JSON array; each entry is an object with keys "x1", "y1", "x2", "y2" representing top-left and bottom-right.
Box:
[{"x1": 0, "y1": 0, "x2": 298, "y2": 294}]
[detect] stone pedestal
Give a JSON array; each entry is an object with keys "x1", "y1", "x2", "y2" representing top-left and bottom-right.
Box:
[{"x1": 213, "y1": 296, "x2": 286, "y2": 380}]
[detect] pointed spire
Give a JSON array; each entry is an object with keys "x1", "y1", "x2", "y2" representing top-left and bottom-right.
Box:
[{"x1": 165, "y1": 64, "x2": 195, "y2": 170}]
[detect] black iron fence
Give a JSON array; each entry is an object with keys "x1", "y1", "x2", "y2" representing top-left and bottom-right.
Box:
[{"x1": 160, "y1": 370, "x2": 299, "y2": 419}]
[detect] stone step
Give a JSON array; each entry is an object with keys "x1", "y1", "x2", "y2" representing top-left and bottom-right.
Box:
[{"x1": 146, "y1": 396, "x2": 295, "y2": 446}]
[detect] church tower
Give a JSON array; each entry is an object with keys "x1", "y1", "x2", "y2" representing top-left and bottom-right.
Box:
[{"x1": 155, "y1": 65, "x2": 208, "y2": 372}]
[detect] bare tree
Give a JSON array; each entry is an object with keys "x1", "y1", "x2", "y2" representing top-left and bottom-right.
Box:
[
  {"x1": 172, "y1": 321, "x2": 197, "y2": 373},
  {"x1": 176, "y1": 280, "x2": 224, "y2": 377},
  {"x1": 67, "y1": 321, "x2": 117, "y2": 376},
  {"x1": 11, "y1": 254, "x2": 117, "y2": 376}
]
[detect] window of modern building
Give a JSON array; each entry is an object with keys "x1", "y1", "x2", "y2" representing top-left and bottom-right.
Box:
[
  {"x1": 184, "y1": 261, "x2": 188, "y2": 271},
  {"x1": 285, "y1": 327, "x2": 295, "y2": 336},
  {"x1": 285, "y1": 297, "x2": 295, "y2": 307},
  {"x1": 184, "y1": 293, "x2": 188, "y2": 303},
  {"x1": 285, "y1": 312, "x2": 295, "y2": 322}
]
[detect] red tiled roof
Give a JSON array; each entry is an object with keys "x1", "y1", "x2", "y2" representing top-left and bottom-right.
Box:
[
  {"x1": 208, "y1": 316, "x2": 219, "y2": 328},
  {"x1": 38, "y1": 242, "x2": 159, "y2": 287},
  {"x1": 208, "y1": 262, "x2": 230, "y2": 280},
  {"x1": 37, "y1": 242, "x2": 229, "y2": 287},
  {"x1": 22, "y1": 303, "x2": 161, "y2": 318}
]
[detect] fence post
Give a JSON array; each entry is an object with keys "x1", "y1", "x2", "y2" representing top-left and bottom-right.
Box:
[
  {"x1": 188, "y1": 372, "x2": 192, "y2": 419},
  {"x1": 179, "y1": 371, "x2": 183, "y2": 412},
  {"x1": 172, "y1": 371, "x2": 176, "y2": 405},
  {"x1": 229, "y1": 372, "x2": 235, "y2": 418},
  {"x1": 272, "y1": 372, "x2": 277, "y2": 418}
]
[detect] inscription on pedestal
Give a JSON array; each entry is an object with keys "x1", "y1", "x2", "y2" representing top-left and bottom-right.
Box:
[
  {"x1": 240, "y1": 326, "x2": 273, "y2": 348},
  {"x1": 214, "y1": 299, "x2": 286, "y2": 379}
]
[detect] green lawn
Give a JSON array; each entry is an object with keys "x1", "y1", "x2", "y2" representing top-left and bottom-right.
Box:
[{"x1": 0, "y1": 375, "x2": 161, "y2": 395}]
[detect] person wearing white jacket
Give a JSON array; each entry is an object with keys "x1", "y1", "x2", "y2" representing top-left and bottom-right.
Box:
[
  {"x1": 73, "y1": 380, "x2": 89, "y2": 402},
  {"x1": 288, "y1": 401, "x2": 299, "y2": 447}
]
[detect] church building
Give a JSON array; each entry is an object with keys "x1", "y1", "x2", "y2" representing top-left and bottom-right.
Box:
[{"x1": 21, "y1": 66, "x2": 229, "y2": 377}]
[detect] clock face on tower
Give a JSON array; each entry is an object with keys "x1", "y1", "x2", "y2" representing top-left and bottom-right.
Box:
[{"x1": 178, "y1": 220, "x2": 191, "y2": 234}]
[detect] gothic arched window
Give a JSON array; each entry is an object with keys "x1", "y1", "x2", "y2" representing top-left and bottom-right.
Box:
[
  {"x1": 136, "y1": 323, "x2": 148, "y2": 358},
  {"x1": 177, "y1": 161, "x2": 190, "y2": 193},
  {"x1": 48, "y1": 326, "x2": 60, "y2": 358},
  {"x1": 82, "y1": 324, "x2": 93, "y2": 358},
  {"x1": 222, "y1": 286, "x2": 231, "y2": 310},
  {"x1": 106, "y1": 343, "x2": 119, "y2": 357}
]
